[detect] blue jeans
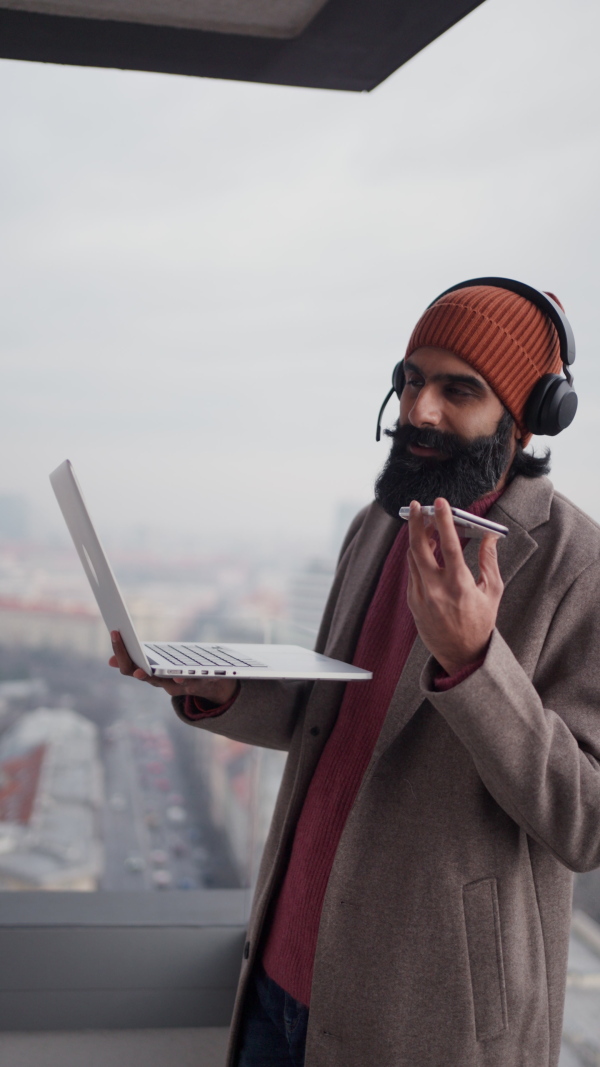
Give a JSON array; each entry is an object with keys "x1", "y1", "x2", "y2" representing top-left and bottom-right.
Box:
[{"x1": 236, "y1": 964, "x2": 309, "y2": 1067}]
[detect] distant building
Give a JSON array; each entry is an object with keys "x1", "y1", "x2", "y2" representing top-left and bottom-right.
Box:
[
  {"x1": 0, "y1": 494, "x2": 29, "y2": 542},
  {"x1": 0, "y1": 595, "x2": 181, "y2": 660},
  {"x1": 286, "y1": 558, "x2": 335, "y2": 643},
  {"x1": 0, "y1": 678, "x2": 48, "y2": 729},
  {"x1": 0, "y1": 597, "x2": 108, "y2": 658},
  {"x1": 193, "y1": 731, "x2": 285, "y2": 889},
  {"x1": 0, "y1": 679, "x2": 48, "y2": 705},
  {"x1": 282, "y1": 502, "x2": 364, "y2": 647},
  {"x1": 0, "y1": 707, "x2": 104, "y2": 890},
  {"x1": 331, "y1": 500, "x2": 364, "y2": 559}
]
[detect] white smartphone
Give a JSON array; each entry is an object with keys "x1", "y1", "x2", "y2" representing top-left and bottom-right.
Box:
[{"x1": 398, "y1": 505, "x2": 508, "y2": 539}]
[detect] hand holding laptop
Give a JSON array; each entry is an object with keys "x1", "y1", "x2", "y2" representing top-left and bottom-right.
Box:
[
  {"x1": 49, "y1": 460, "x2": 371, "y2": 685},
  {"x1": 109, "y1": 631, "x2": 238, "y2": 703}
]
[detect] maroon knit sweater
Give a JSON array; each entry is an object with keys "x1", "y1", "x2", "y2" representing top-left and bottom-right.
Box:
[{"x1": 261, "y1": 492, "x2": 502, "y2": 1006}]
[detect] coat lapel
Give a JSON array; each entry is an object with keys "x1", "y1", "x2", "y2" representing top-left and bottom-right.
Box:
[
  {"x1": 300, "y1": 504, "x2": 402, "y2": 756},
  {"x1": 371, "y1": 632, "x2": 430, "y2": 757},
  {"x1": 323, "y1": 502, "x2": 401, "y2": 664},
  {"x1": 490, "y1": 473, "x2": 552, "y2": 582},
  {"x1": 462, "y1": 512, "x2": 537, "y2": 588}
]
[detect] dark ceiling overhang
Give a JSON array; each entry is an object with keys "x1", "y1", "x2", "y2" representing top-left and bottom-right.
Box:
[{"x1": 0, "y1": 0, "x2": 487, "y2": 91}]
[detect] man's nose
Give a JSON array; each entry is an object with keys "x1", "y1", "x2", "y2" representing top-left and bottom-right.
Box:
[{"x1": 407, "y1": 386, "x2": 443, "y2": 428}]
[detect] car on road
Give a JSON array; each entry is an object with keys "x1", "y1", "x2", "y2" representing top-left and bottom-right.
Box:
[
  {"x1": 150, "y1": 849, "x2": 168, "y2": 866},
  {"x1": 166, "y1": 805, "x2": 186, "y2": 824},
  {"x1": 152, "y1": 869, "x2": 173, "y2": 888},
  {"x1": 125, "y1": 854, "x2": 145, "y2": 872}
]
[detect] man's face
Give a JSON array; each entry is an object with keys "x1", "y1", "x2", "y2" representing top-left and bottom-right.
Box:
[
  {"x1": 400, "y1": 346, "x2": 510, "y2": 442},
  {"x1": 374, "y1": 346, "x2": 520, "y2": 516}
]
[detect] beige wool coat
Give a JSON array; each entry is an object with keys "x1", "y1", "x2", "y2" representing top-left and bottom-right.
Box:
[{"x1": 176, "y1": 474, "x2": 600, "y2": 1067}]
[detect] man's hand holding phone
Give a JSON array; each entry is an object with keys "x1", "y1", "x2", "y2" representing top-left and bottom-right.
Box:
[{"x1": 406, "y1": 498, "x2": 504, "y2": 676}]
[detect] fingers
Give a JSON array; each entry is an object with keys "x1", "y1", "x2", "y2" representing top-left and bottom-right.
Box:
[
  {"x1": 477, "y1": 533, "x2": 504, "y2": 595},
  {"x1": 407, "y1": 501, "x2": 439, "y2": 572},
  {"x1": 431, "y1": 498, "x2": 463, "y2": 564},
  {"x1": 406, "y1": 547, "x2": 423, "y2": 606},
  {"x1": 170, "y1": 677, "x2": 239, "y2": 703},
  {"x1": 110, "y1": 631, "x2": 138, "y2": 676}
]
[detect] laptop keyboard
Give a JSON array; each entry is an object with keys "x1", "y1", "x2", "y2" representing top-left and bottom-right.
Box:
[{"x1": 145, "y1": 643, "x2": 267, "y2": 669}]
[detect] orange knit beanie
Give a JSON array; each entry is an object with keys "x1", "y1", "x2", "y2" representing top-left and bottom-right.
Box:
[{"x1": 405, "y1": 285, "x2": 564, "y2": 444}]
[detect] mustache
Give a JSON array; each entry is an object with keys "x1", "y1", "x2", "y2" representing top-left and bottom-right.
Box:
[{"x1": 384, "y1": 423, "x2": 480, "y2": 460}]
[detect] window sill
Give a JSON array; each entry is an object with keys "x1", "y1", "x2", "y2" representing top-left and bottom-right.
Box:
[{"x1": 0, "y1": 891, "x2": 246, "y2": 1030}]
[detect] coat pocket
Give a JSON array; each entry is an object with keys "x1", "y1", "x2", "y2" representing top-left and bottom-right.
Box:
[{"x1": 462, "y1": 878, "x2": 508, "y2": 1041}]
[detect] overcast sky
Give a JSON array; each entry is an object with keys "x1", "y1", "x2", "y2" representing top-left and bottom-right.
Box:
[{"x1": 1, "y1": 0, "x2": 599, "y2": 558}]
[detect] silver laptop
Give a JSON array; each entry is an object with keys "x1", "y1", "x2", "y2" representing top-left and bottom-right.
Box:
[{"x1": 49, "y1": 461, "x2": 372, "y2": 683}]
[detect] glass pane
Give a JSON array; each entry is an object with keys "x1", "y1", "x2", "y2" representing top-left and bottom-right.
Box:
[
  {"x1": 0, "y1": 478, "x2": 336, "y2": 916},
  {"x1": 0, "y1": 628, "x2": 292, "y2": 896}
]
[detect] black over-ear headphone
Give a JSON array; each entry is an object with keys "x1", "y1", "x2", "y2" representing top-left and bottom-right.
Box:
[{"x1": 375, "y1": 276, "x2": 578, "y2": 441}]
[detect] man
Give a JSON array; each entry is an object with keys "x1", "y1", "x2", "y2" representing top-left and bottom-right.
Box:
[{"x1": 111, "y1": 281, "x2": 600, "y2": 1067}]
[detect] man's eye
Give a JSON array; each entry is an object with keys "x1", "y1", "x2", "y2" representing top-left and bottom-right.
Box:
[
  {"x1": 405, "y1": 378, "x2": 422, "y2": 389},
  {"x1": 446, "y1": 386, "x2": 472, "y2": 398}
]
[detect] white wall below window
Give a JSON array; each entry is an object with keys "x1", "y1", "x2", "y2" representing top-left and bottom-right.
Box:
[{"x1": 0, "y1": 1027, "x2": 229, "y2": 1067}]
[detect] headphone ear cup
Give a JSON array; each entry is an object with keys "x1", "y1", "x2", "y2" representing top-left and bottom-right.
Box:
[
  {"x1": 392, "y1": 361, "x2": 406, "y2": 396},
  {"x1": 525, "y1": 374, "x2": 578, "y2": 436}
]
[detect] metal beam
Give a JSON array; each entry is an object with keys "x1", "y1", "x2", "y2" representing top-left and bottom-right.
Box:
[{"x1": 0, "y1": 0, "x2": 487, "y2": 91}]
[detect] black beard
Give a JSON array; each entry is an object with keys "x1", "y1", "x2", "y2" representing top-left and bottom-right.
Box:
[{"x1": 374, "y1": 411, "x2": 514, "y2": 518}]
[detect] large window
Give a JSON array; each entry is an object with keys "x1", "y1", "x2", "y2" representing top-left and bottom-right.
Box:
[{"x1": 1, "y1": 0, "x2": 600, "y2": 1033}]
